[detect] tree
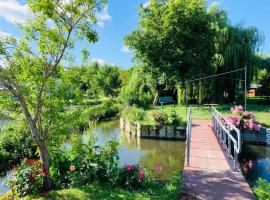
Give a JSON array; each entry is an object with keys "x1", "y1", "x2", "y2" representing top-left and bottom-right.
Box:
[
  {"x1": 125, "y1": 0, "x2": 215, "y2": 104},
  {"x1": 257, "y1": 69, "x2": 270, "y2": 100},
  {"x1": 0, "y1": 0, "x2": 106, "y2": 190},
  {"x1": 96, "y1": 64, "x2": 121, "y2": 97}
]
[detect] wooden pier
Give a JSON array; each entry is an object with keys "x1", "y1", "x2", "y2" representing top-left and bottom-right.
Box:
[{"x1": 183, "y1": 120, "x2": 255, "y2": 200}]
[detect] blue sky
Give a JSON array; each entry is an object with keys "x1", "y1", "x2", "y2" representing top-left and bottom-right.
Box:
[{"x1": 0, "y1": 0, "x2": 270, "y2": 69}]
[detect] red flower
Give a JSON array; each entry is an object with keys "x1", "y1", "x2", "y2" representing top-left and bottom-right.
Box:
[
  {"x1": 70, "y1": 164, "x2": 75, "y2": 172},
  {"x1": 42, "y1": 169, "x2": 49, "y2": 175},
  {"x1": 125, "y1": 164, "x2": 132, "y2": 171},
  {"x1": 138, "y1": 171, "x2": 145, "y2": 180},
  {"x1": 27, "y1": 159, "x2": 37, "y2": 165},
  {"x1": 39, "y1": 162, "x2": 44, "y2": 167}
]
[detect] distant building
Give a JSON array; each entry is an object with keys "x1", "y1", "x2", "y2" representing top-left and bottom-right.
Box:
[{"x1": 247, "y1": 83, "x2": 261, "y2": 97}]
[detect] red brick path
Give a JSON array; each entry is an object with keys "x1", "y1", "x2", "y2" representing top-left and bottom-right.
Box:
[{"x1": 183, "y1": 120, "x2": 255, "y2": 200}]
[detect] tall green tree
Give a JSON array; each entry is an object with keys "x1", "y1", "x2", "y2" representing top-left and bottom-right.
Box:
[
  {"x1": 125, "y1": 0, "x2": 215, "y2": 104},
  {"x1": 0, "y1": 0, "x2": 106, "y2": 189}
]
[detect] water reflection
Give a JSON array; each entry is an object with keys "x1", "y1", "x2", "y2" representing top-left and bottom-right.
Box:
[
  {"x1": 84, "y1": 120, "x2": 185, "y2": 179},
  {"x1": 239, "y1": 144, "x2": 270, "y2": 186}
]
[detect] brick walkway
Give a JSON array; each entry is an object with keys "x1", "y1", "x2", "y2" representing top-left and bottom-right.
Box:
[{"x1": 183, "y1": 120, "x2": 255, "y2": 200}]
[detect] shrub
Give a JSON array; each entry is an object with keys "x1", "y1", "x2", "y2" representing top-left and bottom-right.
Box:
[
  {"x1": 0, "y1": 121, "x2": 37, "y2": 172},
  {"x1": 86, "y1": 99, "x2": 120, "y2": 122},
  {"x1": 121, "y1": 106, "x2": 145, "y2": 122},
  {"x1": 167, "y1": 111, "x2": 185, "y2": 126},
  {"x1": 151, "y1": 111, "x2": 167, "y2": 128},
  {"x1": 50, "y1": 135, "x2": 120, "y2": 188},
  {"x1": 9, "y1": 159, "x2": 47, "y2": 197},
  {"x1": 117, "y1": 164, "x2": 150, "y2": 189},
  {"x1": 254, "y1": 178, "x2": 270, "y2": 200}
]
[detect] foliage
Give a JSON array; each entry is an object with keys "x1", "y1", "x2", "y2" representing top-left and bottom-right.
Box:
[
  {"x1": 0, "y1": 121, "x2": 37, "y2": 172},
  {"x1": 117, "y1": 164, "x2": 150, "y2": 189},
  {"x1": 9, "y1": 159, "x2": 47, "y2": 197},
  {"x1": 167, "y1": 111, "x2": 185, "y2": 126},
  {"x1": 85, "y1": 99, "x2": 120, "y2": 122},
  {"x1": 120, "y1": 67, "x2": 155, "y2": 107},
  {"x1": 151, "y1": 112, "x2": 167, "y2": 128},
  {"x1": 49, "y1": 134, "x2": 120, "y2": 188},
  {"x1": 254, "y1": 178, "x2": 270, "y2": 200},
  {"x1": 257, "y1": 69, "x2": 270, "y2": 97},
  {"x1": 125, "y1": 0, "x2": 263, "y2": 104},
  {"x1": 95, "y1": 64, "x2": 122, "y2": 97},
  {"x1": 0, "y1": 0, "x2": 107, "y2": 189},
  {"x1": 225, "y1": 105, "x2": 262, "y2": 131},
  {"x1": 121, "y1": 106, "x2": 145, "y2": 122}
]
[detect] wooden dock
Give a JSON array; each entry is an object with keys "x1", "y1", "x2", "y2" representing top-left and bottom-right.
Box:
[{"x1": 183, "y1": 120, "x2": 255, "y2": 200}]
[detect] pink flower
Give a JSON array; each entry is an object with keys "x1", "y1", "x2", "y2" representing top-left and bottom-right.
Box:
[
  {"x1": 156, "y1": 164, "x2": 161, "y2": 173},
  {"x1": 138, "y1": 171, "x2": 145, "y2": 180},
  {"x1": 125, "y1": 164, "x2": 132, "y2": 171},
  {"x1": 243, "y1": 111, "x2": 249, "y2": 117}
]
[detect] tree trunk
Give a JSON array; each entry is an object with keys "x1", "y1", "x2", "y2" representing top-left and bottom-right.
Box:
[
  {"x1": 153, "y1": 91, "x2": 160, "y2": 106},
  {"x1": 38, "y1": 140, "x2": 53, "y2": 190},
  {"x1": 28, "y1": 119, "x2": 53, "y2": 190}
]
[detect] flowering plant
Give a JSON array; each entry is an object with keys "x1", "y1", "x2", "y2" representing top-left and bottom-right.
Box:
[
  {"x1": 226, "y1": 105, "x2": 261, "y2": 131},
  {"x1": 118, "y1": 164, "x2": 150, "y2": 189},
  {"x1": 9, "y1": 159, "x2": 48, "y2": 197}
]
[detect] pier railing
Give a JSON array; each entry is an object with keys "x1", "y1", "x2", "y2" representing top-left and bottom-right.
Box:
[
  {"x1": 211, "y1": 106, "x2": 241, "y2": 168},
  {"x1": 186, "y1": 106, "x2": 192, "y2": 166}
]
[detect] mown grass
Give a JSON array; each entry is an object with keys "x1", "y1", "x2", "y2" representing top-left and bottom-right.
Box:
[
  {"x1": 0, "y1": 178, "x2": 182, "y2": 200},
  {"x1": 144, "y1": 104, "x2": 270, "y2": 127}
]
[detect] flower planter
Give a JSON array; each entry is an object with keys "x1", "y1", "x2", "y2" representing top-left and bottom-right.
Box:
[{"x1": 241, "y1": 128, "x2": 267, "y2": 144}]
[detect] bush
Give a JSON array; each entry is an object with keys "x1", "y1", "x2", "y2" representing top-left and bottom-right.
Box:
[
  {"x1": 9, "y1": 159, "x2": 47, "y2": 197},
  {"x1": 117, "y1": 164, "x2": 150, "y2": 189},
  {"x1": 121, "y1": 106, "x2": 145, "y2": 122},
  {"x1": 86, "y1": 99, "x2": 120, "y2": 122},
  {"x1": 0, "y1": 121, "x2": 37, "y2": 172},
  {"x1": 167, "y1": 111, "x2": 185, "y2": 126},
  {"x1": 50, "y1": 135, "x2": 120, "y2": 188},
  {"x1": 151, "y1": 111, "x2": 167, "y2": 128},
  {"x1": 254, "y1": 178, "x2": 270, "y2": 200}
]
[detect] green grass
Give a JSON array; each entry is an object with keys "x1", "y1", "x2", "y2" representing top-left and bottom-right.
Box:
[
  {"x1": 0, "y1": 179, "x2": 182, "y2": 200},
  {"x1": 144, "y1": 104, "x2": 270, "y2": 127}
]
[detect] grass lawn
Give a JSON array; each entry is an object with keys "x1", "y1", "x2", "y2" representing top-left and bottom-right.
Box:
[
  {"x1": 144, "y1": 104, "x2": 270, "y2": 127},
  {"x1": 0, "y1": 180, "x2": 181, "y2": 200}
]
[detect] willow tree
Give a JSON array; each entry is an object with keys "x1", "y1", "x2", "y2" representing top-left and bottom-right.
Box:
[
  {"x1": 0, "y1": 0, "x2": 105, "y2": 189},
  {"x1": 208, "y1": 5, "x2": 263, "y2": 102},
  {"x1": 125, "y1": 0, "x2": 215, "y2": 104}
]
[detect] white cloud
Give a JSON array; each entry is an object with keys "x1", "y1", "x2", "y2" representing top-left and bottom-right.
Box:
[
  {"x1": 142, "y1": 1, "x2": 150, "y2": 8},
  {"x1": 0, "y1": 0, "x2": 33, "y2": 24},
  {"x1": 96, "y1": 7, "x2": 111, "y2": 28},
  {"x1": 0, "y1": 30, "x2": 10, "y2": 37},
  {"x1": 0, "y1": 58, "x2": 9, "y2": 69},
  {"x1": 91, "y1": 58, "x2": 106, "y2": 65},
  {"x1": 121, "y1": 45, "x2": 131, "y2": 53}
]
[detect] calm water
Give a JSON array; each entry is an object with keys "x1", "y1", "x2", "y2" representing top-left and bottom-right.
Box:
[
  {"x1": 239, "y1": 144, "x2": 270, "y2": 187},
  {"x1": 84, "y1": 120, "x2": 186, "y2": 179}
]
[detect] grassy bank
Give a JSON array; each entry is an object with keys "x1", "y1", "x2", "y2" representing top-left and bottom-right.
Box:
[{"x1": 0, "y1": 178, "x2": 182, "y2": 200}]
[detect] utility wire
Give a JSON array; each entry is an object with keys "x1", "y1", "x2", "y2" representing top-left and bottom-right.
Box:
[{"x1": 187, "y1": 68, "x2": 245, "y2": 82}]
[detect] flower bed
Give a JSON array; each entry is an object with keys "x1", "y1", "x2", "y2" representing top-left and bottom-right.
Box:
[{"x1": 226, "y1": 105, "x2": 267, "y2": 144}]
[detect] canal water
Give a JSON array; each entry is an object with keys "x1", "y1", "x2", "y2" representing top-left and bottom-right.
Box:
[{"x1": 239, "y1": 144, "x2": 270, "y2": 187}]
